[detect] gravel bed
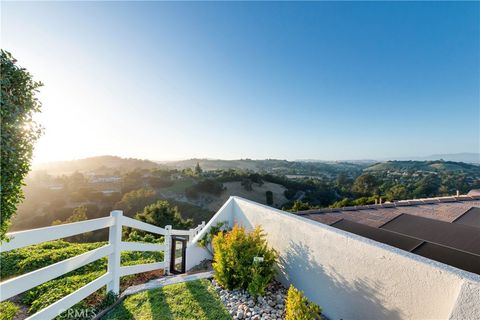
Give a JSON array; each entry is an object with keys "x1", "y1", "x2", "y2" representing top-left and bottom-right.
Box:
[{"x1": 211, "y1": 279, "x2": 287, "y2": 320}]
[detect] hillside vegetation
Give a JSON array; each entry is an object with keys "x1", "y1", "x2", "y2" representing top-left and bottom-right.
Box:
[
  {"x1": 365, "y1": 160, "x2": 479, "y2": 173},
  {"x1": 34, "y1": 156, "x2": 162, "y2": 176},
  {"x1": 1, "y1": 240, "x2": 164, "y2": 319},
  {"x1": 11, "y1": 157, "x2": 480, "y2": 234}
]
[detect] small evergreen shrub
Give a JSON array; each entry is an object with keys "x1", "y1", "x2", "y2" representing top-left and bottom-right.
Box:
[
  {"x1": 212, "y1": 224, "x2": 277, "y2": 296},
  {"x1": 285, "y1": 285, "x2": 322, "y2": 320}
]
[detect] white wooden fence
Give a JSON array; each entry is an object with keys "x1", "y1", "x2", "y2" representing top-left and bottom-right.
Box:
[{"x1": 0, "y1": 210, "x2": 204, "y2": 320}]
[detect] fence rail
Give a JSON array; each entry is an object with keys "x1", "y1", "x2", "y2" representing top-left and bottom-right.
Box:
[{"x1": 0, "y1": 210, "x2": 205, "y2": 320}]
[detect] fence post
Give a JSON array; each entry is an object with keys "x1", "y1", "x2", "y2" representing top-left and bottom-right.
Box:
[
  {"x1": 164, "y1": 225, "x2": 172, "y2": 275},
  {"x1": 107, "y1": 210, "x2": 122, "y2": 295},
  {"x1": 188, "y1": 228, "x2": 195, "y2": 243}
]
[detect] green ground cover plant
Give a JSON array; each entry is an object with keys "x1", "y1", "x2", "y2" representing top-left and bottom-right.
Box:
[
  {"x1": 0, "y1": 240, "x2": 164, "y2": 319},
  {"x1": 0, "y1": 301, "x2": 20, "y2": 320}
]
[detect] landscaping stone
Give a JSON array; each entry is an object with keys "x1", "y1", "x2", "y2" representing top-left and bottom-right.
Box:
[{"x1": 211, "y1": 279, "x2": 287, "y2": 320}]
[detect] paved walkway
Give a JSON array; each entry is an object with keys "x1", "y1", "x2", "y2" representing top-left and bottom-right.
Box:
[{"x1": 121, "y1": 271, "x2": 214, "y2": 297}]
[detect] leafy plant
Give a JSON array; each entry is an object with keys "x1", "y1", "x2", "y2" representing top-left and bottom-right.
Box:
[
  {"x1": 212, "y1": 224, "x2": 277, "y2": 296},
  {"x1": 135, "y1": 200, "x2": 193, "y2": 231},
  {"x1": 126, "y1": 230, "x2": 163, "y2": 243},
  {"x1": 197, "y1": 221, "x2": 229, "y2": 255},
  {"x1": 1, "y1": 50, "x2": 43, "y2": 241},
  {"x1": 285, "y1": 285, "x2": 322, "y2": 320},
  {"x1": 0, "y1": 301, "x2": 20, "y2": 320}
]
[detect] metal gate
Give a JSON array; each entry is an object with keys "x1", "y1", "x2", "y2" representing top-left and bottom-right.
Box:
[{"x1": 169, "y1": 235, "x2": 187, "y2": 274}]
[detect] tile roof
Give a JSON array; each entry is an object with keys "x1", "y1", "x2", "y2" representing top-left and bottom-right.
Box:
[
  {"x1": 299, "y1": 193, "x2": 480, "y2": 275},
  {"x1": 299, "y1": 195, "x2": 480, "y2": 227}
]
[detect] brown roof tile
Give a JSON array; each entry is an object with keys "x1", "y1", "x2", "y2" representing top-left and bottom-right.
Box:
[{"x1": 302, "y1": 196, "x2": 480, "y2": 228}]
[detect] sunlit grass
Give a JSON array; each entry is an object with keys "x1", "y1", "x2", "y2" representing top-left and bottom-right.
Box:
[
  {"x1": 161, "y1": 179, "x2": 195, "y2": 193},
  {"x1": 103, "y1": 279, "x2": 230, "y2": 320}
]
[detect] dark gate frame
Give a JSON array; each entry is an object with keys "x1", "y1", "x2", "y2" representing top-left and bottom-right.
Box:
[{"x1": 170, "y1": 235, "x2": 187, "y2": 274}]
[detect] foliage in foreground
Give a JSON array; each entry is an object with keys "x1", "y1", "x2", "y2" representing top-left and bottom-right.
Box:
[
  {"x1": 285, "y1": 285, "x2": 322, "y2": 320},
  {"x1": 1, "y1": 240, "x2": 163, "y2": 317},
  {"x1": 197, "y1": 221, "x2": 230, "y2": 255},
  {"x1": 212, "y1": 224, "x2": 277, "y2": 296},
  {"x1": 0, "y1": 301, "x2": 20, "y2": 320},
  {"x1": 104, "y1": 279, "x2": 230, "y2": 320},
  {"x1": 0, "y1": 50, "x2": 43, "y2": 241}
]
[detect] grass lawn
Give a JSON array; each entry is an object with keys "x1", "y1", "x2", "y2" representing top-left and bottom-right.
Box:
[{"x1": 103, "y1": 279, "x2": 231, "y2": 320}]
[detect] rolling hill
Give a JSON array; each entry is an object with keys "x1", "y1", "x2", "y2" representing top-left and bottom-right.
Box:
[{"x1": 365, "y1": 160, "x2": 480, "y2": 174}]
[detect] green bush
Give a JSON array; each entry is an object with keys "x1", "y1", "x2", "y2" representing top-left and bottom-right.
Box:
[
  {"x1": 0, "y1": 301, "x2": 20, "y2": 320},
  {"x1": 212, "y1": 224, "x2": 277, "y2": 296},
  {"x1": 285, "y1": 285, "x2": 322, "y2": 320}
]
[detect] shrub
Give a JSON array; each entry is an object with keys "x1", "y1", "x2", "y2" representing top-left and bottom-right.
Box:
[
  {"x1": 285, "y1": 285, "x2": 322, "y2": 320},
  {"x1": 197, "y1": 221, "x2": 229, "y2": 255},
  {"x1": 135, "y1": 200, "x2": 193, "y2": 230},
  {"x1": 265, "y1": 190, "x2": 273, "y2": 206},
  {"x1": 212, "y1": 224, "x2": 277, "y2": 296},
  {"x1": 0, "y1": 301, "x2": 20, "y2": 320}
]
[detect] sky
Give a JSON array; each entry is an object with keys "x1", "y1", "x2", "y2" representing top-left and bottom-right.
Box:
[{"x1": 2, "y1": 1, "x2": 479, "y2": 164}]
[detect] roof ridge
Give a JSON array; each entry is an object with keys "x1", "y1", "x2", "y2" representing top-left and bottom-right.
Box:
[{"x1": 299, "y1": 194, "x2": 480, "y2": 215}]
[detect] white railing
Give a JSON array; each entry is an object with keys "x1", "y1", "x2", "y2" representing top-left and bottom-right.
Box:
[
  {"x1": 172, "y1": 221, "x2": 206, "y2": 242},
  {"x1": 0, "y1": 210, "x2": 205, "y2": 320}
]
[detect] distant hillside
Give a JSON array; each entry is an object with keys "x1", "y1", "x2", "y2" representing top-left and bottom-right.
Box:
[
  {"x1": 389, "y1": 153, "x2": 479, "y2": 164},
  {"x1": 365, "y1": 160, "x2": 480, "y2": 174},
  {"x1": 33, "y1": 156, "x2": 479, "y2": 178},
  {"x1": 34, "y1": 156, "x2": 161, "y2": 175},
  {"x1": 419, "y1": 153, "x2": 479, "y2": 164},
  {"x1": 160, "y1": 159, "x2": 261, "y2": 171},
  {"x1": 160, "y1": 158, "x2": 366, "y2": 176}
]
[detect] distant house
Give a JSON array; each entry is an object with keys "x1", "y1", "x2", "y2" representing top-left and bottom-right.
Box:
[{"x1": 90, "y1": 175, "x2": 121, "y2": 183}]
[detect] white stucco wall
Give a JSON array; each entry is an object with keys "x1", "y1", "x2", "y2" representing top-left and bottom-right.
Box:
[
  {"x1": 185, "y1": 198, "x2": 234, "y2": 270},
  {"x1": 187, "y1": 196, "x2": 480, "y2": 320}
]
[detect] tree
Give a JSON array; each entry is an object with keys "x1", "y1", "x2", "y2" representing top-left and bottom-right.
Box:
[
  {"x1": 135, "y1": 200, "x2": 193, "y2": 230},
  {"x1": 335, "y1": 172, "x2": 351, "y2": 188},
  {"x1": 52, "y1": 206, "x2": 90, "y2": 242},
  {"x1": 352, "y1": 174, "x2": 379, "y2": 196},
  {"x1": 194, "y1": 162, "x2": 203, "y2": 175},
  {"x1": 1, "y1": 50, "x2": 43, "y2": 241},
  {"x1": 386, "y1": 185, "x2": 408, "y2": 201},
  {"x1": 52, "y1": 206, "x2": 89, "y2": 225},
  {"x1": 265, "y1": 190, "x2": 273, "y2": 206},
  {"x1": 413, "y1": 174, "x2": 441, "y2": 198},
  {"x1": 114, "y1": 188, "x2": 156, "y2": 217},
  {"x1": 241, "y1": 178, "x2": 253, "y2": 191},
  {"x1": 289, "y1": 200, "x2": 313, "y2": 212}
]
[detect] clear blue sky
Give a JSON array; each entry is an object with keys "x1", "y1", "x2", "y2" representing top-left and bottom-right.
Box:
[{"x1": 2, "y1": 1, "x2": 479, "y2": 163}]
